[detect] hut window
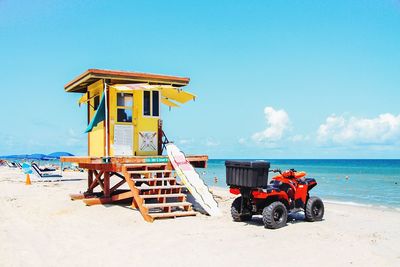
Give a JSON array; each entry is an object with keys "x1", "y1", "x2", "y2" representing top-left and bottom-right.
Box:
[
  {"x1": 143, "y1": 90, "x2": 160, "y2": 117},
  {"x1": 117, "y1": 109, "x2": 132, "y2": 122},
  {"x1": 93, "y1": 95, "x2": 100, "y2": 111},
  {"x1": 117, "y1": 93, "x2": 133, "y2": 107},
  {"x1": 143, "y1": 91, "x2": 151, "y2": 116},
  {"x1": 116, "y1": 93, "x2": 133, "y2": 123},
  {"x1": 152, "y1": 91, "x2": 159, "y2": 117}
]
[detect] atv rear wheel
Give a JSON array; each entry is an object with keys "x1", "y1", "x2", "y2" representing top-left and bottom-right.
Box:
[
  {"x1": 231, "y1": 197, "x2": 252, "y2": 222},
  {"x1": 305, "y1": 196, "x2": 324, "y2": 222},
  {"x1": 262, "y1": 201, "x2": 288, "y2": 229}
]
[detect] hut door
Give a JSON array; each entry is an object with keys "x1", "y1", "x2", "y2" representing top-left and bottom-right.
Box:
[{"x1": 113, "y1": 92, "x2": 134, "y2": 156}]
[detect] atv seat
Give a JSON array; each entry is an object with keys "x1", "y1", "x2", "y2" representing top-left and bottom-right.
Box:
[{"x1": 264, "y1": 184, "x2": 281, "y2": 193}]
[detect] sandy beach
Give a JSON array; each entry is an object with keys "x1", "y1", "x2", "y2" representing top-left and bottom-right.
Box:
[{"x1": 0, "y1": 166, "x2": 399, "y2": 267}]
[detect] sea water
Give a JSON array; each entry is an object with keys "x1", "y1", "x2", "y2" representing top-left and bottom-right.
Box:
[
  {"x1": 35, "y1": 158, "x2": 400, "y2": 209},
  {"x1": 200, "y1": 159, "x2": 400, "y2": 209}
]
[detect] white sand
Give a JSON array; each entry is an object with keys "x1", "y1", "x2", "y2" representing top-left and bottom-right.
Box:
[{"x1": 1, "y1": 166, "x2": 399, "y2": 267}]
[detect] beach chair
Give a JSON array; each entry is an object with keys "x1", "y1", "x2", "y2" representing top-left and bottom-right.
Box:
[
  {"x1": 15, "y1": 162, "x2": 23, "y2": 169},
  {"x1": 31, "y1": 162, "x2": 56, "y2": 172},
  {"x1": 29, "y1": 163, "x2": 62, "y2": 179},
  {"x1": 5, "y1": 161, "x2": 18, "y2": 168}
]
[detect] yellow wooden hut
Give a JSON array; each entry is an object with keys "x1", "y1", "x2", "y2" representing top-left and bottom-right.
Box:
[
  {"x1": 65, "y1": 69, "x2": 195, "y2": 157},
  {"x1": 62, "y1": 69, "x2": 208, "y2": 222}
]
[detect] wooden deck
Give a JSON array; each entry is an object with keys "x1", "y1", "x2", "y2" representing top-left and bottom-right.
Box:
[
  {"x1": 61, "y1": 155, "x2": 207, "y2": 169},
  {"x1": 61, "y1": 155, "x2": 208, "y2": 222}
]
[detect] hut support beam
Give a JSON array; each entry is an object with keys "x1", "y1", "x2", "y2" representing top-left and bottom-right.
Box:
[{"x1": 65, "y1": 156, "x2": 208, "y2": 222}]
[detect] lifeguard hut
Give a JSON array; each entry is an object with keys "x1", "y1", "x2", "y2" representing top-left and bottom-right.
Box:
[{"x1": 61, "y1": 69, "x2": 208, "y2": 222}]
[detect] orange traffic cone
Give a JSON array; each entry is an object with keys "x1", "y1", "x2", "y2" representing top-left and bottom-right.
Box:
[{"x1": 25, "y1": 174, "x2": 32, "y2": 185}]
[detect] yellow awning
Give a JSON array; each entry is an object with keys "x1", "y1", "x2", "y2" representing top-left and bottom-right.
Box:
[
  {"x1": 109, "y1": 84, "x2": 146, "y2": 91},
  {"x1": 160, "y1": 87, "x2": 196, "y2": 104},
  {"x1": 110, "y1": 84, "x2": 196, "y2": 107},
  {"x1": 161, "y1": 97, "x2": 180, "y2": 107},
  {"x1": 78, "y1": 93, "x2": 89, "y2": 106},
  {"x1": 77, "y1": 93, "x2": 99, "y2": 106}
]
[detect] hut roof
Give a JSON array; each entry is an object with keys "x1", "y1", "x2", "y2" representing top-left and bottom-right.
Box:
[{"x1": 64, "y1": 69, "x2": 190, "y2": 93}]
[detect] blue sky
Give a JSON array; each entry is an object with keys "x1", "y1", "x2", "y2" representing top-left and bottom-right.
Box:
[{"x1": 0, "y1": 0, "x2": 399, "y2": 159}]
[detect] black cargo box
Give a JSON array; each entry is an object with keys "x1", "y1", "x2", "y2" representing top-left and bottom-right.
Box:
[{"x1": 225, "y1": 160, "x2": 270, "y2": 188}]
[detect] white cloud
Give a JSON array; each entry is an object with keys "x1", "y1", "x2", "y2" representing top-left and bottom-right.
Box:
[
  {"x1": 178, "y1": 139, "x2": 193, "y2": 145},
  {"x1": 66, "y1": 128, "x2": 84, "y2": 147},
  {"x1": 238, "y1": 138, "x2": 247, "y2": 145},
  {"x1": 0, "y1": 133, "x2": 15, "y2": 153},
  {"x1": 317, "y1": 113, "x2": 400, "y2": 146},
  {"x1": 290, "y1": 134, "x2": 310, "y2": 142},
  {"x1": 205, "y1": 138, "x2": 220, "y2": 147},
  {"x1": 252, "y1": 107, "x2": 290, "y2": 144}
]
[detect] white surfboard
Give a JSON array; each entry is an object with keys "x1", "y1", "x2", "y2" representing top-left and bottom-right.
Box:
[{"x1": 166, "y1": 143, "x2": 221, "y2": 216}]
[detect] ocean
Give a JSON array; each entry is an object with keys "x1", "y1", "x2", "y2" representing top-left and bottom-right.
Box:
[
  {"x1": 30, "y1": 158, "x2": 400, "y2": 209},
  {"x1": 200, "y1": 159, "x2": 400, "y2": 209}
]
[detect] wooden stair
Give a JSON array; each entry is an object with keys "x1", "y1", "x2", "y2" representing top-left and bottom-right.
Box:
[
  {"x1": 122, "y1": 163, "x2": 196, "y2": 222},
  {"x1": 140, "y1": 193, "x2": 186, "y2": 199}
]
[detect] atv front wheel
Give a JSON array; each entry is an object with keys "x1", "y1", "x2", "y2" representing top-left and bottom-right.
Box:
[
  {"x1": 305, "y1": 196, "x2": 324, "y2": 222},
  {"x1": 262, "y1": 201, "x2": 288, "y2": 229},
  {"x1": 231, "y1": 197, "x2": 252, "y2": 222}
]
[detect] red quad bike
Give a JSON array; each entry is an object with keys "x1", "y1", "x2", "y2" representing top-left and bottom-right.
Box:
[{"x1": 225, "y1": 161, "x2": 324, "y2": 229}]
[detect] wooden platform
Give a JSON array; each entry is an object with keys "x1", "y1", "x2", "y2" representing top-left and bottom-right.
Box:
[{"x1": 62, "y1": 155, "x2": 208, "y2": 222}]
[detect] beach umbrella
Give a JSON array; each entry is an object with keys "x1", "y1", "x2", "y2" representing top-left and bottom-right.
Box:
[
  {"x1": 0, "y1": 155, "x2": 14, "y2": 159},
  {"x1": 14, "y1": 154, "x2": 29, "y2": 160},
  {"x1": 26, "y1": 154, "x2": 48, "y2": 160},
  {"x1": 45, "y1": 152, "x2": 74, "y2": 160},
  {"x1": 44, "y1": 152, "x2": 74, "y2": 176},
  {"x1": 0, "y1": 154, "x2": 28, "y2": 160}
]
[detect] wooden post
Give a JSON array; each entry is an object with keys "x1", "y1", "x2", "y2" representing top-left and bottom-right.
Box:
[
  {"x1": 87, "y1": 170, "x2": 93, "y2": 194},
  {"x1": 87, "y1": 91, "x2": 91, "y2": 155},
  {"x1": 103, "y1": 172, "x2": 110, "y2": 198},
  {"x1": 158, "y1": 120, "x2": 163, "y2": 155},
  {"x1": 104, "y1": 79, "x2": 109, "y2": 159}
]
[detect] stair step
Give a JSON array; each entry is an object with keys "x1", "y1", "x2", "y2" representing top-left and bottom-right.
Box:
[
  {"x1": 144, "y1": 202, "x2": 191, "y2": 209},
  {"x1": 138, "y1": 185, "x2": 185, "y2": 190},
  {"x1": 131, "y1": 178, "x2": 175, "y2": 182},
  {"x1": 149, "y1": 211, "x2": 197, "y2": 219},
  {"x1": 140, "y1": 193, "x2": 186, "y2": 199},
  {"x1": 124, "y1": 163, "x2": 168, "y2": 169},
  {"x1": 128, "y1": 170, "x2": 173, "y2": 174}
]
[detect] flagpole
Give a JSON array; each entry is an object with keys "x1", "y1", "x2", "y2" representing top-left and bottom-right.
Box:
[{"x1": 104, "y1": 79, "x2": 109, "y2": 161}]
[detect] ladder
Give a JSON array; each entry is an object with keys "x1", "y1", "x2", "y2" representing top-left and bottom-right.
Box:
[{"x1": 121, "y1": 163, "x2": 196, "y2": 222}]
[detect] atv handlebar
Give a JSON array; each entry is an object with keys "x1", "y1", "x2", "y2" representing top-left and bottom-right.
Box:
[
  {"x1": 270, "y1": 168, "x2": 298, "y2": 174},
  {"x1": 270, "y1": 169, "x2": 282, "y2": 174}
]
